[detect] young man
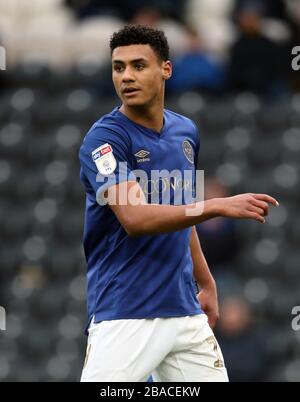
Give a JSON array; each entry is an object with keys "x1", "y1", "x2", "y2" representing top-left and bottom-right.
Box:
[{"x1": 79, "y1": 25, "x2": 279, "y2": 382}]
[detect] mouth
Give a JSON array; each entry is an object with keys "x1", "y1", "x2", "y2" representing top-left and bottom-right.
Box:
[{"x1": 123, "y1": 88, "x2": 140, "y2": 97}]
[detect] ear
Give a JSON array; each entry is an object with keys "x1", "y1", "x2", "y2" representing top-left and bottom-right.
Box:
[{"x1": 162, "y1": 60, "x2": 172, "y2": 80}]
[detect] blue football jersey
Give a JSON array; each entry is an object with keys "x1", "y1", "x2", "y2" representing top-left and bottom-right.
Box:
[{"x1": 79, "y1": 107, "x2": 203, "y2": 327}]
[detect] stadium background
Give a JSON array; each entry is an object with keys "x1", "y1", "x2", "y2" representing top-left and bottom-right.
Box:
[{"x1": 0, "y1": 0, "x2": 300, "y2": 382}]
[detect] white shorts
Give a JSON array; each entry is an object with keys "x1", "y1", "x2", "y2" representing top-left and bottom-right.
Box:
[{"x1": 80, "y1": 314, "x2": 228, "y2": 382}]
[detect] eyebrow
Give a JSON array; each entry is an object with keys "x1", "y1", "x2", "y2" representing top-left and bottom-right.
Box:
[{"x1": 112, "y1": 58, "x2": 148, "y2": 65}]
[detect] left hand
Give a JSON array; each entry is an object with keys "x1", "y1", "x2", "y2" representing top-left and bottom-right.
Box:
[{"x1": 197, "y1": 284, "x2": 219, "y2": 329}]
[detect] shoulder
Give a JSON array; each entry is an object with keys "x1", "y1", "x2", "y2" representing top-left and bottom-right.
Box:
[
  {"x1": 165, "y1": 108, "x2": 200, "y2": 144},
  {"x1": 80, "y1": 109, "x2": 131, "y2": 155},
  {"x1": 165, "y1": 109, "x2": 198, "y2": 131}
]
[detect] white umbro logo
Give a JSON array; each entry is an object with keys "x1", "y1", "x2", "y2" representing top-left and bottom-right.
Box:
[
  {"x1": 134, "y1": 149, "x2": 151, "y2": 163},
  {"x1": 134, "y1": 150, "x2": 150, "y2": 158}
]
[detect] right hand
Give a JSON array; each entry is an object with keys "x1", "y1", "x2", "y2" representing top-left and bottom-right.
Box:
[{"x1": 216, "y1": 193, "x2": 279, "y2": 224}]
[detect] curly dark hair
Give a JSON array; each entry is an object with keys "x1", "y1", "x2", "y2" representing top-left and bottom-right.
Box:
[{"x1": 110, "y1": 25, "x2": 170, "y2": 62}]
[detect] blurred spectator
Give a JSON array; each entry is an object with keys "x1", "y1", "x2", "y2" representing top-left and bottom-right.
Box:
[
  {"x1": 185, "y1": 0, "x2": 235, "y2": 58},
  {"x1": 196, "y1": 178, "x2": 239, "y2": 273},
  {"x1": 129, "y1": 0, "x2": 186, "y2": 23},
  {"x1": 216, "y1": 296, "x2": 270, "y2": 381},
  {"x1": 167, "y1": 27, "x2": 225, "y2": 94},
  {"x1": 130, "y1": 7, "x2": 187, "y2": 56},
  {"x1": 64, "y1": 0, "x2": 185, "y2": 22},
  {"x1": 131, "y1": 7, "x2": 162, "y2": 27},
  {"x1": 234, "y1": 0, "x2": 288, "y2": 21},
  {"x1": 65, "y1": 0, "x2": 125, "y2": 20},
  {"x1": 228, "y1": 1, "x2": 287, "y2": 98}
]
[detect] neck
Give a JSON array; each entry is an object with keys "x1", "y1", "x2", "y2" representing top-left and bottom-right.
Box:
[{"x1": 120, "y1": 93, "x2": 165, "y2": 133}]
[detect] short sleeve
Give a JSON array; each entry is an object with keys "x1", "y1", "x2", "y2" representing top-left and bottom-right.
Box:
[
  {"x1": 192, "y1": 120, "x2": 200, "y2": 169},
  {"x1": 191, "y1": 121, "x2": 201, "y2": 202},
  {"x1": 79, "y1": 126, "x2": 135, "y2": 205}
]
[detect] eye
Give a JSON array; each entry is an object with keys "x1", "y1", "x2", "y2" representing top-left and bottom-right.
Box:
[
  {"x1": 135, "y1": 64, "x2": 145, "y2": 70},
  {"x1": 114, "y1": 65, "x2": 124, "y2": 72}
]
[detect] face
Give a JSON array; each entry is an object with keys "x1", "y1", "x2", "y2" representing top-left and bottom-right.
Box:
[{"x1": 112, "y1": 44, "x2": 172, "y2": 108}]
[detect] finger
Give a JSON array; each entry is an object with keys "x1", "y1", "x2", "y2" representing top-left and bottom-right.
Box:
[
  {"x1": 249, "y1": 205, "x2": 265, "y2": 217},
  {"x1": 252, "y1": 200, "x2": 269, "y2": 216},
  {"x1": 248, "y1": 211, "x2": 265, "y2": 224},
  {"x1": 212, "y1": 313, "x2": 219, "y2": 324},
  {"x1": 208, "y1": 315, "x2": 218, "y2": 329},
  {"x1": 251, "y1": 194, "x2": 279, "y2": 207},
  {"x1": 209, "y1": 320, "x2": 216, "y2": 330}
]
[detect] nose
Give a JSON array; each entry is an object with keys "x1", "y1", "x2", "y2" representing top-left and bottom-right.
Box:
[{"x1": 122, "y1": 66, "x2": 135, "y2": 83}]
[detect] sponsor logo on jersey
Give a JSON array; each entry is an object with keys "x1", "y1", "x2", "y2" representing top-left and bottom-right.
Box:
[
  {"x1": 92, "y1": 143, "x2": 117, "y2": 175},
  {"x1": 134, "y1": 149, "x2": 150, "y2": 163}
]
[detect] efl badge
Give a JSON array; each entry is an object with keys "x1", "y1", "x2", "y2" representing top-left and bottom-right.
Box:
[
  {"x1": 92, "y1": 143, "x2": 117, "y2": 175},
  {"x1": 182, "y1": 140, "x2": 194, "y2": 164}
]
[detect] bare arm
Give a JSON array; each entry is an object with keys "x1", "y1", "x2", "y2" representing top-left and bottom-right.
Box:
[
  {"x1": 190, "y1": 226, "x2": 219, "y2": 329},
  {"x1": 190, "y1": 226, "x2": 215, "y2": 289},
  {"x1": 106, "y1": 181, "x2": 279, "y2": 237}
]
